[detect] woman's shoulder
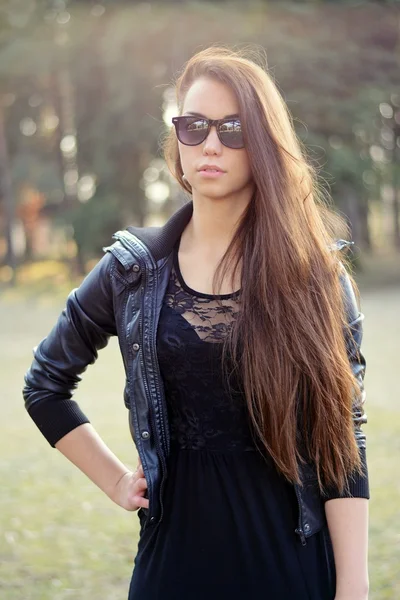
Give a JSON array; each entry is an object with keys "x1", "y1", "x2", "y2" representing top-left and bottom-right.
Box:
[{"x1": 103, "y1": 229, "x2": 144, "y2": 267}]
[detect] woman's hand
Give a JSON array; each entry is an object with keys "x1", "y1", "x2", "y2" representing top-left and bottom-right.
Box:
[{"x1": 111, "y1": 457, "x2": 149, "y2": 511}]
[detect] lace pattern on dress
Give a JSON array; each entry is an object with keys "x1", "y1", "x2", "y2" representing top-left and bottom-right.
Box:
[
  {"x1": 163, "y1": 246, "x2": 241, "y2": 343},
  {"x1": 156, "y1": 247, "x2": 257, "y2": 453}
]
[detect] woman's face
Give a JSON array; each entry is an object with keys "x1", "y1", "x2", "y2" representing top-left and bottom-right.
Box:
[{"x1": 178, "y1": 77, "x2": 254, "y2": 201}]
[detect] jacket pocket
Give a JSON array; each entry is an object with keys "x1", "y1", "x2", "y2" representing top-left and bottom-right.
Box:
[{"x1": 301, "y1": 479, "x2": 327, "y2": 536}]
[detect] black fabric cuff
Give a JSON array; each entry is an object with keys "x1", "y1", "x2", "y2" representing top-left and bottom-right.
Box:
[
  {"x1": 322, "y1": 447, "x2": 370, "y2": 502},
  {"x1": 27, "y1": 398, "x2": 90, "y2": 448}
]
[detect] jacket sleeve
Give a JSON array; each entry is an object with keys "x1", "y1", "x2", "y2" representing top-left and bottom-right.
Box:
[
  {"x1": 322, "y1": 263, "x2": 370, "y2": 502},
  {"x1": 23, "y1": 252, "x2": 117, "y2": 448}
]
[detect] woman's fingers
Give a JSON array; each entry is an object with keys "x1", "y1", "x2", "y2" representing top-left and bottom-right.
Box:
[
  {"x1": 134, "y1": 464, "x2": 144, "y2": 477},
  {"x1": 132, "y1": 465, "x2": 149, "y2": 509},
  {"x1": 133, "y1": 475, "x2": 149, "y2": 507},
  {"x1": 135, "y1": 477, "x2": 147, "y2": 491},
  {"x1": 134, "y1": 495, "x2": 149, "y2": 509}
]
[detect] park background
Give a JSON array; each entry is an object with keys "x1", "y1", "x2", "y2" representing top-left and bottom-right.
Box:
[{"x1": 0, "y1": 0, "x2": 399, "y2": 598}]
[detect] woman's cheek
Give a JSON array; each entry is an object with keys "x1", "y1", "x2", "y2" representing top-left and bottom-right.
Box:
[{"x1": 179, "y1": 147, "x2": 198, "y2": 179}]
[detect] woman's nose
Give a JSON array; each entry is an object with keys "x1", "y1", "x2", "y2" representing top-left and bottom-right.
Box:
[{"x1": 203, "y1": 125, "x2": 222, "y2": 154}]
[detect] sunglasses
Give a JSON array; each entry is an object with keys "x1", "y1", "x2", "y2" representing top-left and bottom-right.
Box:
[{"x1": 172, "y1": 116, "x2": 245, "y2": 149}]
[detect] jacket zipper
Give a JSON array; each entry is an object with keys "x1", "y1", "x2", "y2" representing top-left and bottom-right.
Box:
[
  {"x1": 139, "y1": 271, "x2": 167, "y2": 527},
  {"x1": 144, "y1": 265, "x2": 170, "y2": 526},
  {"x1": 294, "y1": 484, "x2": 307, "y2": 546}
]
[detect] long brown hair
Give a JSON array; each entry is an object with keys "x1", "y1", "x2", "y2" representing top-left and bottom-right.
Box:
[{"x1": 163, "y1": 46, "x2": 365, "y2": 495}]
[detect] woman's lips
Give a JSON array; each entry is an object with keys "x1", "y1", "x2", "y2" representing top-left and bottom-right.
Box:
[{"x1": 198, "y1": 168, "x2": 226, "y2": 178}]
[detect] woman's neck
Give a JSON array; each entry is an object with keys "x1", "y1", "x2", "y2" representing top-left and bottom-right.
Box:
[{"x1": 182, "y1": 191, "x2": 252, "y2": 256}]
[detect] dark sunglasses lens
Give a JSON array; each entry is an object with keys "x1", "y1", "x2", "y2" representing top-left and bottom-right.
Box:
[
  {"x1": 177, "y1": 117, "x2": 209, "y2": 146},
  {"x1": 219, "y1": 119, "x2": 244, "y2": 149}
]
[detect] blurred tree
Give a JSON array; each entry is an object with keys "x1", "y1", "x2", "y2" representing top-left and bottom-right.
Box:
[
  {"x1": 0, "y1": 100, "x2": 16, "y2": 280},
  {"x1": 0, "y1": 0, "x2": 399, "y2": 271},
  {"x1": 67, "y1": 185, "x2": 122, "y2": 274}
]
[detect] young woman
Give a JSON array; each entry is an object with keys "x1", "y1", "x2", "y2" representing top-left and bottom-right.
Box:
[{"x1": 23, "y1": 47, "x2": 370, "y2": 600}]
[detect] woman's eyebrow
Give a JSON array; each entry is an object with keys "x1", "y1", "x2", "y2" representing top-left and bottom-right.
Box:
[{"x1": 184, "y1": 111, "x2": 240, "y2": 119}]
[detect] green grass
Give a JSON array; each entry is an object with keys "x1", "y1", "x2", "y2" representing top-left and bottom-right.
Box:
[
  {"x1": 366, "y1": 407, "x2": 400, "y2": 599},
  {"x1": 0, "y1": 284, "x2": 399, "y2": 599}
]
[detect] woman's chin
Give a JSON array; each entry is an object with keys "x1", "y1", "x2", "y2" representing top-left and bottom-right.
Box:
[{"x1": 192, "y1": 181, "x2": 233, "y2": 198}]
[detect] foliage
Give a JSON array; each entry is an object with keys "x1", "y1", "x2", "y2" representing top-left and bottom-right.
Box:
[
  {"x1": 0, "y1": 1, "x2": 399, "y2": 262},
  {"x1": 68, "y1": 188, "x2": 123, "y2": 260}
]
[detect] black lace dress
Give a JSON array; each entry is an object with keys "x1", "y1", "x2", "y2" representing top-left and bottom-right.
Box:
[{"x1": 128, "y1": 239, "x2": 336, "y2": 600}]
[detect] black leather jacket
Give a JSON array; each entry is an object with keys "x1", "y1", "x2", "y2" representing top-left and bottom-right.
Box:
[{"x1": 23, "y1": 199, "x2": 369, "y2": 547}]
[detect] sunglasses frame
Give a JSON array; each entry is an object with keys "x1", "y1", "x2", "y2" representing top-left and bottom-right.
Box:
[{"x1": 171, "y1": 116, "x2": 245, "y2": 149}]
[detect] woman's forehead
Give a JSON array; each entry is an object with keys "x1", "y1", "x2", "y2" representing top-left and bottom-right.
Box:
[{"x1": 182, "y1": 77, "x2": 239, "y2": 118}]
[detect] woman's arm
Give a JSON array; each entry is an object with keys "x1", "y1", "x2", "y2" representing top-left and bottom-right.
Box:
[
  {"x1": 325, "y1": 497, "x2": 369, "y2": 600},
  {"x1": 55, "y1": 423, "x2": 149, "y2": 511},
  {"x1": 324, "y1": 263, "x2": 370, "y2": 599},
  {"x1": 23, "y1": 252, "x2": 117, "y2": 446},
  {"x1": 23, "y1": 252, "x2": 148, "y2": 511}
]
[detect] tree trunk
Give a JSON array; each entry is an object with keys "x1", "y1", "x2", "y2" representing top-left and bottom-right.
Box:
[{"x1": 0, "y1": 103, "x2": 16, "y2": 283}]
